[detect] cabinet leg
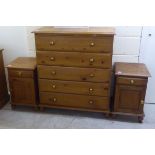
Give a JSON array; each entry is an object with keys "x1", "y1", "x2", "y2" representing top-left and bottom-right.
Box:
[
  {"x1": 138, "y1": 116, "x2": 144, "y2": 123},
  {"x1": 11, "y1": 105, "x2": 16, "y2": 110},
  {"x1": 40, "y1": 107, "x2": 45, "y2": 111}
]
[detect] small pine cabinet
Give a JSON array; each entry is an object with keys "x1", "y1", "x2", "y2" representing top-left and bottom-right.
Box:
[
  {"x1": 7, "y1": 57, "x2": 38, "y2": 109},
  {"x1": 114, "y1": 62, "x2": 151, "y2": 123}
]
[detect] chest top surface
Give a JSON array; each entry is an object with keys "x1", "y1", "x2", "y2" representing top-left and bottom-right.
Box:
[
  {"x1": 7, "y1": 57, "x2": 36, "y2": 70},
  {"x1": 33, "y1": 26, "x2": 115, "y2": 36},
  {"x1": 115, "y1": 62, "x2": 151, "y2": 78}
]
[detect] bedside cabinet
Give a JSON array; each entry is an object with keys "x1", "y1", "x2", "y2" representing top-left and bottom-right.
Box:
[
  {"x1": 7, "y1": 57, "x2": 38, "y2": 109},
  {"x1": 114, "y1": 62, "x2": 151, "y2": 123},
  {"x1": 0, "y1": 49, "x2": 9, "y2": 108}
]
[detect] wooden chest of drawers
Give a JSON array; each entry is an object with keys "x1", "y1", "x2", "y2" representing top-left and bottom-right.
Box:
[
  {"x1": 7, "y1": 57, "x2": 38, "y2": 109},
  {"x1": 34, "y1": 26, "x2": 115, "y2": 113}
]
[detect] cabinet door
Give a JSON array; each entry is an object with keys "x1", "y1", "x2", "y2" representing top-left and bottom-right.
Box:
[
  {"x1": 9, "y1": 78, "x2": 36, "y2": 105},
  {"x1": 114, "y1": 85, "x2": 146, "y2": 114}
]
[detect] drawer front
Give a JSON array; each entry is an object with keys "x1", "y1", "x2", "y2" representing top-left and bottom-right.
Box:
[
  {"x1": 39, "y1": 79, "x2": 109, "y2": 97},
  {"x1": 38, "y1": 65, "x2": 111, "y2": 83},
  {"x1": 35, "y1": 35, "x2": 113, "y2": 53},
  {"x1": 117, "y1": 77, "x2": 147, "y2": 86},
  {"x1": 8, "y1": 70, "x2": 34, "y2": 78},
  {"x1": 40, "y1": 92, "x2": 109, "y2": 111},
  {"x1": 37, "y1": 51, "x2": 112, "y2": 68}
]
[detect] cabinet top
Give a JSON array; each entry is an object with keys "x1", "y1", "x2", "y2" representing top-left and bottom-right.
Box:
[
  {"x1": 115, "y1": 62, "x2": 151, "y2": 78},
  {"x1": 33, "y1": 26, "x2": 115, "y2": 36},
  {"x1": 7, "y1": 57, "x2": 37, "y2": 70}
]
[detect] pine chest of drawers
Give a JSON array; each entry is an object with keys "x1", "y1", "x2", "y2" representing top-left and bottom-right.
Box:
[{"x1": 34, "y1": 27, "x2": 115, "y2": 113}]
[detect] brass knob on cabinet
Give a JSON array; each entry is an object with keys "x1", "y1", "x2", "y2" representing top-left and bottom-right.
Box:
[
  {"x1": 51, "y1": 71, "x2": 56, "y2": 75},
  {"x1": 89, "y1": 58, "x2": 94, "y2": 63},
  {"x1": 89, "y1": 88, "x2": 93, "y2": 92},
  {"x1": 141, "y1": 100, "x2": 144, "y2": 105},
  {"x1": 49, "y1": 41, "x2": 55, "y2": 46},
  {"x1": 18, "y1": 71, "x2": 22, "y2": 76},
  {"x1": 50, "y1": 57, "x2": 55, "y2": 61},
  {"x1": 52, "y1": 85, "x2": 56, "y2": 89},
  {"x1": 53, "y1": 98, "x2": 57, "y2": 102},
  {"x1": 130, "y1": 80, "x2": 134, "y2": 84},
  {"x1": 90, "y1": 42, "x2": 95, "y2": 47},
  {"x1": 89, "y1": 100, "x2": 94, "y2": 104},
  {"x1": 90, "y1": 73, "x2": 95, "y2": 77}
]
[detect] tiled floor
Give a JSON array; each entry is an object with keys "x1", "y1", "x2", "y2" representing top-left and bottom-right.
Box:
[{"x1": 0, "y1": 103, "x2": 155, "y2": 129}]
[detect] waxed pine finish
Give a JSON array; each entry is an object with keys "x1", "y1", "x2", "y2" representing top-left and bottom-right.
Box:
[{"x1": 34, "y1": 26, "x2": 115, "y2": 113}]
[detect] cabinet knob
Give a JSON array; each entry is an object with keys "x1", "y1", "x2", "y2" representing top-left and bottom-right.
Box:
[
  {"x1": 89, "y1": 58, "x2": 94, "y2": 63},
  {"x1": 90, "y1": 42, "x2": 95, "y2": 47},
  {"x1": 51, "y1": 71, "x2": 56, "y2": 75},
  {"x1": 52, "y1": 85, "x2": 56, "y2": 89},
  {"x1": 49, "y1": 41, "x2": 55, "y2": 46},
  {"x1": 130, "y1": 80, "x2": 134, "y2": 84},
  {"x1": 90, "y1": 73, "x2": 95, "y2": 77},
  {"x1": 89, "y1": 100, "x2": 94, "y2": 105},
  {"x1": 141, "y1": 100, "x2": 144, "y2": 105},
  {"x1": 50, "y1": 57, "x2": 55, "y2": 61},
  {"x1": 89, "y1": 88, "x2": 93, "y2": 92},
  {"x1": 18, "y1": 71, "x2": 22, "y2": 76},
  {"x1": 53, "y1": 98, "x2": 57, "y2": 102}
]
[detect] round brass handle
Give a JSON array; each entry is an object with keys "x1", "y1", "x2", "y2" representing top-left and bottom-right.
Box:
[
  {"x1": 53, "y1": 98, "x2": 57, "y2": 102},
  {"x1": 130, "y1": 80, "x2": 134, "y2": 84},
  {"x1": 90, "y1": 73, "x2": 95, "y2": 77},
  {"x1": 52, "y1": 85, "x2": 56, "y2": 89},
  {"x1": 49, "y1": 41, "x2": 55, "y2": 46},
  {"x1": 51, "y1": 71, "x2": 56, "y2": 75},
  {"x1": 89, "y1": 88, "x2": 93, "y2": 91},
  {"x1": 89, "y1": 58, "x2": 94, "y2": 63},
  {"x1": 50, "y1": 57, "x2": 55, "y2": 61},
  {"x1": 90, "y1": 42, "x2": 95, "y2": 47},
  {"x1": 18, "y1": 71, "x2": 22, "y2": 76},
  {"x1": 89, "y1": 100, "x2": 94, "y2": 104}
]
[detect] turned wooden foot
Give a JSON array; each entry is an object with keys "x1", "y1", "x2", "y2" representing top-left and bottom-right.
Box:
[{"x1": 138, "y1": 116, "x2": 144, "y2": 123}]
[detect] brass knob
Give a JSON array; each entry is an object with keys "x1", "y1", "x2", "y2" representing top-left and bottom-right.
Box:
[
  {"x1": 89, "y1": 88, "x2": 93, "y2": 91},
  {"x1": 90, "y1": 42, "x2": 95, "y2": 47},
  {"x1": 130, "y1": 80, "x2": 134, "y2": 84},
  {"x1": 51, "y1": 71, "x2": 56, "y2": 75},
  {"x1": 50, "y1": 41, "x2": 55, "y2": 46},
  {"x1": 50, "y1": 57, "x2": 55, "y2": 61},
  {"x1": 53, "y1": 98, "x2": 57, "y2": 102},
  {"x1": 52, "y1": 85, "x2": 56, "y2": 89},
  {"x1": 89, "y1": 100, "x2": 94, "y2": 104},
  {"x1": 18, "y1": 71, "x2": 22, "y2": 76},
  {"x1": 90, "y1": 73, "x2": 94, "y2": 77},
  {"x1": 141, "y1": 100, "x2": 144, "y2": 105},
  {"x1": 89, "y1": 58, "x2": 94, "y2": 63}
]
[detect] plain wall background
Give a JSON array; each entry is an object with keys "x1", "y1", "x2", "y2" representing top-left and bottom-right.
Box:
[{"x1": 0, "y1": 26, "x2": 154, "y2": 103}]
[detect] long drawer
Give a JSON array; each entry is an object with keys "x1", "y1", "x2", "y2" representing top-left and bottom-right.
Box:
[
  {"x1": 35, "y1": 34, "x2": 113, "y2": 53},
  {"x1": 39, "y1": 79, "x2": 109, "y2": 96},
  {"x1": 37, "y1": 51, "x2": 112, "y2": 68},
  {"x1": 38, "y1": 65, "x2": 111, "y2": 83},
  {"x1": 40, "y1": 92, "x2": 109, "y2": 111}
]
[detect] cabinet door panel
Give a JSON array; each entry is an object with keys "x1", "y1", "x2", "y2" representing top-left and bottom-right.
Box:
[
  {"x1": 9, "y1": 78, "x2": 36, "y2": 105},
  {"x1": 114, "y1": 85, "x2": 146, "y2": 114}
]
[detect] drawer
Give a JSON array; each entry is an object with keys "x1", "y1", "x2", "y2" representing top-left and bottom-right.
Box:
[
  {"x1": 40, "y1": 92, "x2": 109, "y2": 111},
  {"x1": 39, "y1": 79, "x2": 109, "y2": 97},
  {"x1": 38, "y1": 65, "x2": 111, "y2": 83},
  {"x1": 8, "y1": 69, "x2": 34, "y2": 78},
  {"x1": 37, "y1": 51, "x2": 112, "y2": 69},
  {"x1": 117, "y1": 77, "x2": 147, "y2": 86},
  {"x1": 35, "y1": 34, "x2": 113, "y2": 53}
]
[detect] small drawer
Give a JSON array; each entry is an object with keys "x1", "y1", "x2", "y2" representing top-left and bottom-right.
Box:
[
  {"x1": 37, "y1": 51, "x2": 112, "y2": 69},
  {"x1": 35, "y1": 34, "x2": 113, "y2": 53},
  {"x1": 40, "y1": 92, "x2": 109, "y2": 111},
  {"x1": 8, "y1": 70, "x2": 34, "y2": 78},
  {"x1": 39, "y1": 79, "x2": 109, "y2": 96},
  {"x1": 117, "y1": 77, "x2": 147, "y2": 86},
  {"x1": 38, "y1": 65, "x2": 111, "y2": 83}
]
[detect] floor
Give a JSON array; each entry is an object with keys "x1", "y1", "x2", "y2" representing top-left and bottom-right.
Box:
[{"x1": 0, "y1": 103, "x2": 155, "y2": 129}]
